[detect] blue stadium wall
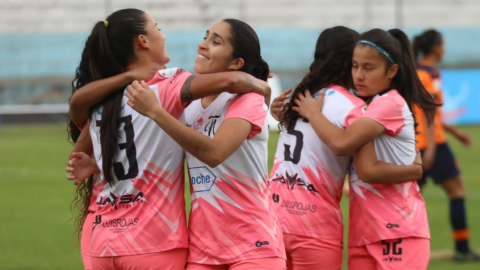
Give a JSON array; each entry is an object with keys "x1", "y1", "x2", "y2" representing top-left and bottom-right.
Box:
[{"x1": 2, "y1": 27, "x2": 480, "y2": 124}]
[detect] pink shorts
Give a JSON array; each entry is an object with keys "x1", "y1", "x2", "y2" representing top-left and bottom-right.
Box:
[
  {"x1": 81, "y1": 212, "x2": 94, "y2": 270},
  {"x1": 186, "y1": 257, "x2": 286, "y2": 270},
  {"x1": 348, "y1": 237, "x2": 430, "y2": 270},
  {"x1": 91, "y1": 248, "x2": 188, "y2": 270},
  {"x1": 283, "y1": 233, "x2": 343, "y2": 270}
]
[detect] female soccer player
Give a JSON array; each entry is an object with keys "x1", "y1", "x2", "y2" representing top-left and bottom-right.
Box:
[
  {"x1": 413, "y1": 29, "x2": 479, "y2": 261},
  {"x1": 67, "y1": 9, "x2": 270, "y2": 270},
  {"x1": 124, "y1": 19, "x2": 286, "y2": 270},
  {"x1": 269, "y1": 26, "x2": 424, "y2": 270},
  {"x1": 293, "y1": 28, "x2": 438, "y2": 270}
]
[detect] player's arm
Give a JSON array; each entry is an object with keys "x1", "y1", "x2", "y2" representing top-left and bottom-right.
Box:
[
  {"x1": 353, "y1": 141, "x2": 423, "y2": 183},
  {"x1": 66, "y1": 128, "x2": 100, "y2": 184},
  {"x1": 175, "y1": 72, "x2": 271, "y2": 106},
  {"x1": 69, "y1": 63, "x2": 164, "y2": 125},
  {"x1": 422, "y1": 118, "x2": 436, "y2": 171},
  {"x1": 270, "y1": 88, "x2": 293, "y2": 121},
  {"x1": 443, "y1": 122, "x2": 472, "y2": 147},
  {"x1": 137, "y1": 107, "x2": 250, "y2": 168},
  {"x1": 292, "y1": 90, "x2": 385, "y2": 156}
]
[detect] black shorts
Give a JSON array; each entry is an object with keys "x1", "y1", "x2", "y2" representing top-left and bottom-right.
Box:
[{"x1": 417, "y1": 142, "x2": 460, "y2": 185}]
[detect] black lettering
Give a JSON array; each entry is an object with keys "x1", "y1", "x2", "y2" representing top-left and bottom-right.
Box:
[
  {"x1": 382, "y1": 240, "x2": 391, "y2": 255},
  {"x1": 120, "y1": 194, "x2": 133, "y2": 204},
  {"x1": 133, "y1": 192, "x2": 144, "y2": 202},
  {"x1": 103, "y1": 198, "x2": 112, "y2": 206},
  {"x1": 392, "y1": 238, "x2": 402, "y2": 255},
  {"x1": 284, "y1": 121, "x2": 304, "y2": 164}
]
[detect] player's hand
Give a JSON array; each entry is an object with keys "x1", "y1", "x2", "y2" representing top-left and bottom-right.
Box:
[
  {"x1": 126, "y1": 80, "x2": 162, "y2": 118},
  {"x1": 456, "y1": 131, "x2": 472, "y2": 147},
  {"x1": 128, "y1": 63, "x2": 165, "y2": 81},
  {"x1": 270, "y1": 88, "x2": 292, "y2": 121},
  {"x1": 252, "y1": 79, "x2": 271, "y2": 97},
  {"x1": 292, "y1": 89, "x2": 324, "y2": 120},
  {"x1": 66, "y1": 152, "x2": 99, "y2": 185}
]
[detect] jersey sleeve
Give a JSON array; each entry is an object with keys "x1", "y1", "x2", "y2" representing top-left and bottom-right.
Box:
[
  {"x1": 224, "y1": 93, "x2": 267, "y2": 139},
  {"x1": 155, "y1": 68, "x2": 192, "y2": 118},
  {"x1": 362, "y1": 94, "x2": 405, "y2": 136}
]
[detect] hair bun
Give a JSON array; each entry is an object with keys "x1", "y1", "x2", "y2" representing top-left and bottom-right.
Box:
[{"x1": 253, "y1": 58, "x2": 270, "y2": 81}]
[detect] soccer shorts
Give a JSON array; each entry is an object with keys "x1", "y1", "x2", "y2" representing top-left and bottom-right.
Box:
[
  {"x1": 91, "y1": 248, "x2": 188, "y2": 270},
  {"x1": 283, "y1": 233, "x2": 343, "y2": 270},
  {"x1": 186, "y1": 257, "x2": 286, "y2": 270},
  {"x1": 418, "y1": 142, "x2": 460, "y2": 185},
  {"x1": 81, "y1": 212, "x2": 94, "y2": 270},
  {"x1": 348, "y1": 237, "x2": 430, "y2": 270}
]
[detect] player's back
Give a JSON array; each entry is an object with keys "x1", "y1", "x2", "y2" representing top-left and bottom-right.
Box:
[
  {"x1": 270, "y1": 85, "x2": 364, "y2": 241},
  {"x1": 87, "y1": 68, "x2": 191, "y2": 257}
]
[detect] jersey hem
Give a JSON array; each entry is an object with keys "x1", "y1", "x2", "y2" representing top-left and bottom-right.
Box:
[{"x1": 90, "y1": 243, "x2": 189, "y2": 257}]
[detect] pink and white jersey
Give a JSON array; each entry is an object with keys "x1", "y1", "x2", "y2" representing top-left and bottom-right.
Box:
[
  {"x1": 348, "y1": 89, "x2": 430, "y2": 246},
  {"x1": 88, "y1": 68, "x2": 191, "y2": 257},
  {"x1": 183, "y1": 92, "x2": 285, "y2": 264},
  {"x1": 269, "y1": 85, "x2": 364, "y2": 242}
]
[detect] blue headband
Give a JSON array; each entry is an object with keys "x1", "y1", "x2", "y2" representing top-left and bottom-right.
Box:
[{"x1": 357, "y1": 40, "x2": 395, "y2": 64}]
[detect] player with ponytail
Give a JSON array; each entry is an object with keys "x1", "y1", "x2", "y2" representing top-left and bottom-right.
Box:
[{"x1": 293, "y1": 28, "x2": 439, "y2": 269}]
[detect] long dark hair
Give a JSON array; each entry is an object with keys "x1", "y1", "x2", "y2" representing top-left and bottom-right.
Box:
[
  {"x1": 223, "y1": 19, "x2": 269, "y2": 81},
  {"x1": 357, "y1": 28, "x2": 439, "y2": 125},
  {"x1": 412, "y1": 29, "x2": 442, "y2": 60},
  {"x1": 281, "y1": 26, "x2": 360, "y2": 130},
  {"x1": 69, "y1": 8, "x2": 147, "y2": 239}
]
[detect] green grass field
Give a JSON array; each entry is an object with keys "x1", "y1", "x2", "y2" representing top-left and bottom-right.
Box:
[{"x1": 1, "y1": 124, "x2": 479, "y2": 270}]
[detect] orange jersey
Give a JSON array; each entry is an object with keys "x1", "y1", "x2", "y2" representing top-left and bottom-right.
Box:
[{"x1": 413, "y1": 62, "x2": 446, "y2": 150}]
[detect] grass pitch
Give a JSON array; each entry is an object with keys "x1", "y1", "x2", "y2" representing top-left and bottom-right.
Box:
[{"x1": 1, "y1": 124, "x2": 479, "y2": 269}]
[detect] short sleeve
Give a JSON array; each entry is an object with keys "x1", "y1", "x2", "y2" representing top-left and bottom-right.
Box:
[
  {"x1": 362, "y1": 93, "x2": 406, "y2": 136},
  {"x1": 224, "y1": 93, "x2": 267, "y2": 139},
  {"x1": 154, "y1": 68, "x2": 193, "y2": 119}
]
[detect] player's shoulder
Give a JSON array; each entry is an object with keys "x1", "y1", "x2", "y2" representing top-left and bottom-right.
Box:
[
  {"x1": 417, "y1": 64, "x2": 440, "y2": 79},
  {"x1": 148, "y1": 67, "x2": 192, "y2": 86},
  {"x1": 321, "y1": 84, "x2": 364, "y2": 106},
  {"x1": 370, "y1": 89, "x2": 406, "y2": 108}
]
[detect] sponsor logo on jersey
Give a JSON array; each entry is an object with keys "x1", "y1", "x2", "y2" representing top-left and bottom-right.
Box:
[
  {"x1": 204, "y1": 114, "x2": 221, "y2": 137},
  {"x1": 271, "y1": 171, "x2": 319, "y2": 193},
  {"x1": 281, "y1": 200, "x2": 317, "y2": 213},
  {"x1": 101, "y1": 218, "x2": 139, "y2": 228},
  {"x1": 193, "y1": 118, "x2": 204, "y2": 131},
  {"x1": 189, "y1": 166, "x2": 217, "y2": 192},
  {"x1": 96, "y1": 191, "x2": 145, "y2": 210},
  {"x1": 386, "y1": 223, "x2": 400, "y2": 229},
  {"x1": 255, "y1": 240, "x2": 270, "y2": 247},
  {"x1": 168, "y1": 68, "x2": 186, "y2": 83},
  {"x1": 272, "y1": 193, "x2": 280, "y2": 203},
  {"x1": 93, "y1": 215, "x2": 102, "y2": 231}
]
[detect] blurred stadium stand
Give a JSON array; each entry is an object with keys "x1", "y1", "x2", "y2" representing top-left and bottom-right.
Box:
[{"x1": 1, "y1": 0, "x2": 480, "y2": 124}]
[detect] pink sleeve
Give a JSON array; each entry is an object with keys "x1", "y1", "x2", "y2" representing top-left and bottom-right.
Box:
[
  {"x1": 362, "y1": 94, "x2": 405, "y2": 136},
  {"x1": 224, "y1": 93, "x2": 267, "y2": 139},
  {"x1": 344, "y1": 105, "x2": 363, "y2": 129},
  {"x1": 156, "y1": 69, "x2": 192, "y2": 119}
]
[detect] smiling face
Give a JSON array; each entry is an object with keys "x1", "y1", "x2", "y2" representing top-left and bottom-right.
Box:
[
  {"x1": 351, "y1": 44, "x2": 398, "y2": 97},
  {"x1": 194, "y1": 21, "x2": 242, "y2": 74},
  {"x1": 143, "y1": 13, "x2": 170, "y2": 66}
]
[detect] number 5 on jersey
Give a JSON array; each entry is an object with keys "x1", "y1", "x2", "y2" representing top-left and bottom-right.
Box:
[{"x1": 284, "y1": 121, "x2": 304, "y2": 164}]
